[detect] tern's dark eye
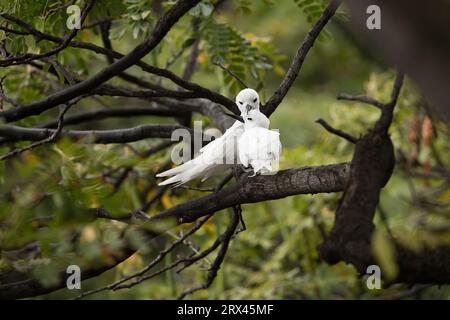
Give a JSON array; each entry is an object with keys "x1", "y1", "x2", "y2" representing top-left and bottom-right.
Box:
[
  {"x1": 239, "y1": 101, "x2": 243, "y2": 105},
  {"x1": 253, "y1": 98, "x2": 257, "y2": 103}
]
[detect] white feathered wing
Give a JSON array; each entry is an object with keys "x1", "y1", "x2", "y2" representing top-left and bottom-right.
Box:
[{"x1": 156, "y1": 121, "x2": 244, "y2": 186}]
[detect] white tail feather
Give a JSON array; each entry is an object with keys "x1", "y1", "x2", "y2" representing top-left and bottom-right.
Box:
[
  {"x1": 156, "y1": 120, "x2": 244, "y2": 186},
  {"x1": 157, "y1": 158, "x2": 217, "y2": 186}
]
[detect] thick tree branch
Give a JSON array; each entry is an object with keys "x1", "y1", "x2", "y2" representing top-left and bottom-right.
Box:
[
  {"x1": 99, "y1": 20, "x2": 167, "y2": 92},
  {"x1": 74, "y1": 163, "x2": 349, "y2": 298},
  {"x1": 0, "y1": 102, "x2": 71, "y2": 160},
  {"x1": 189, "y1": 99, "x2": 235, "y2": 132},
  {"x1": 153, "y1": 98, "x2": 234, "y2": 132},
  {"x1": 36, "y1": 107, "x2": 186, "y2": 129},
  {"x1": 0, "y1": 124, "x2": 184, "y2": 144},
  {"x1": 0, "y1": 3, "x2": 239, "y2": 122},
  {"x1": 151, "y1": 163, "x2": 350, "y2": 224},
  {"x1": 263, "y1": 0, "x2": 342, "y2": 116},
  {"x1": 0, "y1": 0, "x2": 203, "y2": 122},
  {"x1": 92, "y1": 84, "x2": 208, "y2": 100},
  {"x1": 110, "y1": 210, "x2": 240, "y2": 294}
]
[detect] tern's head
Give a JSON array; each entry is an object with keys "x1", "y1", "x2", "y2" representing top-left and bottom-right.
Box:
[{"x1": 236, "y1": 88, "x2": 259, "y2": 115}]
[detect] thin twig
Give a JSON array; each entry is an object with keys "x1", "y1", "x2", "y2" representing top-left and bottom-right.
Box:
[
  {"x1": 177, "y1": 207, "x2": 239, "y2": 299},
  {"x1": 0, "y1": 25, "x2": 29, "y2": 35},
  {"x1": 0, "y1": 1, "x2": 95, "y2": 67},
  {"x1": 166, "y1": 230, "x2": 204, "y2": 258},
  {"x1": 0, "y1": 76, "x2": 22, "y2": 108},
  {"x1": 264, "y1": 0, "x2": 342, "y2": 116},
  {"x1": 0, "y1": 102, "x2": 74, "y2": 161},
  {"x1": 175, "y1": 236, "x2": 223, "y2": 274},
  {"x1": 212, "y1": 61, "x2": 248, "y2": 89},
  {"x1": 43, "y1": 0, "x2": 76, "y2": 19},
  {"x1": 336, "y1": 93, "x2": 384, "y2": 109},
  {"x1": 316, "y1": 118, "x2": 357, "y2": 144},
  {"x1": 75, "y1": 214, "x2": 213, "y2": 299},
  {"x1": 215, "y1": 172, "x2": 234, "y2": 192},
  {"x1": 375, "y1": 70, "x2": 404, "y2": 132}
]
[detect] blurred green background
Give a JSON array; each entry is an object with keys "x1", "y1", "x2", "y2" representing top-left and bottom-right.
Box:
[{"x1": 0, "y1": 0, "x2": 449, "y2": 299}]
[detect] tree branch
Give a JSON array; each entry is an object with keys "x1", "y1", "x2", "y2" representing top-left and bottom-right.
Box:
[
  {"x1": 0, "y1": 124, "x2": 184, "y2": 144},
  {"x1": 0, "y1": 245, "x2": 136, "y2": 300},
  {"x1": 35, "y1": 107, "x2": 186, "y2": 129},
  {"x1": 212, "y1": 60, "x2": 248, "y2": 89},
  {"x1": 263, "y1": 0, "x2": 342, "y2": 116},
  {"x1": 317, "y1": 71, "x2": 450, "y2": 285},
  {"x1": 177, "y1": 206, "x2": 239, "y2": 299},
  {"x1": 92, "y1": 83, "x2": 209, "y2": 100},
  {"x1": 0, "y1": 0, "x2": 203, "y2": 122},
  {"x1": 151, "y1": 163, "x2": 350, "y2": 224},
  {"x1": 75, "y1": 214, "x2": 212, "y2": 299},
  {"x1": 316, "y1": 118, "x2": 357, "y2": 143},
  {"x1": 0, "y1": 102, "x2": 72, "y2": 160},
  {"x1": 0, "y1": 0, "x2": 95, "y2": 67},
  {"x1": 337, "y1": 93, "x2": 384, "y2": 109}
]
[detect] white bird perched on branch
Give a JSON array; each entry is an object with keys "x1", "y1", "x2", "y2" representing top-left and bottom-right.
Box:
[{"x1": 156, "y1": 88, "x2": 281, "y2": 186}]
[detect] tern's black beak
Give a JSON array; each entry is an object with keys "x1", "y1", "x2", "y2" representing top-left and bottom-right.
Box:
[
  {"x1": 224, "y1": 113, "x2": 244, "y2": 123},
  {"x1": 245, "y1": 104, "x2": 252, "y2": 112}
]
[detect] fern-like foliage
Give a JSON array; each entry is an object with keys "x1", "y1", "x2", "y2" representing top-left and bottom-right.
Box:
[
  {"x1": 202, "y1": 21, "x2": 273, "y2": 92},
  {"x1": 293, "y1": 0, "x2": 347, "y2": 26},
  {"x1": 293, "y1": 0, "x2": 327, "y2": 24}
]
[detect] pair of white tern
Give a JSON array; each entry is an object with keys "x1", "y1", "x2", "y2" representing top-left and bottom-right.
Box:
[{"x1": 156, "y1": 88, "x2": 282, "y2": 186}]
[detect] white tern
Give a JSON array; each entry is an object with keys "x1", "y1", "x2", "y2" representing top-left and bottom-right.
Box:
[{"x1": 156, "y1": 88, "x2": 281, "y2": 186}]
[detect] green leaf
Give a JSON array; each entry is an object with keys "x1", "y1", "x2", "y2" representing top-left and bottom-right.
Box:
[
  {"x1": 132, "y1": 23, "x2": 140, "y2": 39},
  {"x1": 182, "y1": 37, "x2": 197, "y2": 49},
  {"x1": 190, "y1": 2, "x2": 214, "y2": 17}
]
